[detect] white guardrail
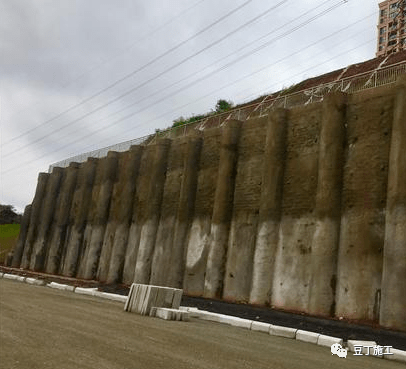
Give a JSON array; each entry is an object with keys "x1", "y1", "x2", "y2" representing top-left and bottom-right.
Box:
[{"x1": 49, "y1": 61, "x2": 406, "y2": 172}]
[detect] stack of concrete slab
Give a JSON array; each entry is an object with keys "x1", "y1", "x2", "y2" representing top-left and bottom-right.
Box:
[{"x1": 124, "y1": 283, "x2": 183, "y2": 316}]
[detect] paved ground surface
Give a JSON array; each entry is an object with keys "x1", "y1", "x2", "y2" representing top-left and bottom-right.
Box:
[
  {"x1": 1, "y1": 279, "x2": 404, "y2": 369},
  {"x1": 0, "y1": 266, "x2": 406, "y2": 351},
  {"x1": 1, "y1": 266, "x2": 405, "y2": 351}
]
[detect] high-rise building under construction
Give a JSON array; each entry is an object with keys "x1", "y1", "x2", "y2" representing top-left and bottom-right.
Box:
[{"x1": 376, "y1": 0, "x2": 406, "y2": 56}]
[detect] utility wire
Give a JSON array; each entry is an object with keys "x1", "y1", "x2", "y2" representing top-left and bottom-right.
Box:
[
  {"x1": 3, "y1": 0, "x2": 287, "y2": 157},
  {"x1": 2, "y1": 0, "x2": 353, "y2": 168},
  {"x1": 91, "y1": 20, "x2": 373, "y2": 152},
  {"x1": 44, "y1": 0, "x2": 350, "y2": 148},
  {"x1": 2, "y1": 36, "x2": 375, "y2": 176},
  {"x1": 5, "y1": 0, "x2": 341, "y2": 158},
  {"x1": 111, "y1": 39, "x2": 378, "y2": 143},
  {"x1": 3, "y1": 0, "x2": 253, "y2": 147},
  {"x1": 238, "y1": 38, "x2": 376, "y2": 103},
  {"x1": 50, "y1": 0, "x2": 338, "y2": 140}
]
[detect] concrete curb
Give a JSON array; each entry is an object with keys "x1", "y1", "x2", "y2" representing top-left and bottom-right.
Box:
[
  {"x1": 74, "y1": 287, "x2": 98, "y2": 296},
  {"x1": 227, "y1": 317, "x2": 252, "y2": 329},
  {"x1": 48, "y1": 282, "x2": 75, "y2": 292},
  {"x1": 386, "y1": 348, "x2": 406, "y2": 363},
  {"x1": 94, "y1": 291, "x2": 127, "y2": 303},
  {"x1": 251, "y1": 321, "x2": 271, "y2": 333},
  {"x1": 317, "y1": 334, "x2": 343, "y2": 347},
  {"x1": 3, "y1": 273, "x2": 20, "y2": 281},
  {"x1": 296, "y1": 330, "x2": 320, "y2": 344},
  {"x1": 269, "y1": 325, "x2": 297, "y2": 339},
  {"x1": 25, "y1": 277, "x2": 46, "y2": 286},
  {"x1": 347, "y1": 340, "x2": 377, "y2": 355}
]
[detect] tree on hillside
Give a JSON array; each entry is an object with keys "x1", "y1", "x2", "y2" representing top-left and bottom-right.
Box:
[
  {"x1": 215, "y1": 99, "x2": 233, "y2": 113},
  {"x1": 0, "y1": 205, "x2": 22, "y2": 224}
]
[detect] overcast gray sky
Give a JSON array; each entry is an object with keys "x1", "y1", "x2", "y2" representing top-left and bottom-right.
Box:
[{"x1": 1, "y1": 0, "x2": 380, "y2": 212}]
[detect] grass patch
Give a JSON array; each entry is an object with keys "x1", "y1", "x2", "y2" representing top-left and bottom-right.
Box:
[{"x1": 0, "y1": 224, "x2": 20, "y2": 264}]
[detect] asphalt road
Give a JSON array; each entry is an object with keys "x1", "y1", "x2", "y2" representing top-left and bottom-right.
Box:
[{"x1": 0, "y1": 279, "x2": 404, "y2": 369}]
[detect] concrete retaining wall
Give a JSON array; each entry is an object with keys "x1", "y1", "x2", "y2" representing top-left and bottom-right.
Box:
[{"x1": 12, "y1": 81, "x2": 406, "y2": 331}]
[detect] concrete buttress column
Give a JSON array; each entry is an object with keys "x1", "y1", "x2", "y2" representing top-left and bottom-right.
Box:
[
  {"x1": 45, "y1": 162, "x2": 80, "y2": 274},
  {"x1": 61, "y1": 158, "x2": 97, "y2": 277},
  {"x1": 308, "y1": 92, "x2": 346, "y2": 316},
  {"x1": 122, "y1": 145, "x2": 156, "y2": 284},
  {"x1": 81, "y1": 151, "x2": 119, "y2": 280},
  {"x1": 11, "y1": 205, "x2": 32, "y2": 268},
  {"x1": 204, "y1": 120, "x2": 242, "y2": 299},
  {"x1": 133, "y1": 139, "x2": 171, "y2": 284},
  {"x1": 100, "y1": 146, "x2": 143, "y2": 283},
  {"x1": 183, "y1": 128, "x2": 222, "y2": 296},
  {"x1": 167, "y1": 136, "x2": 202, "y2": 288},
  {"x1": 30, "y1": 167, "x2": 64, "y2": 271},
  {"x1": 336, "y1": 86, "x2": 392, "y2": 322},
  {"x1": 249, "y1": 109, "x2": 288, "y2": 305},
  {"x1": 20, "y1": 173, "x2": 49, "y2": 269},
  {"x1": 380, "y1": 76, "x2": 406, "y2": 330}
]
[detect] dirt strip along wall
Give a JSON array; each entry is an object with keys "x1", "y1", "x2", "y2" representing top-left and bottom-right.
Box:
[{"x1": 11, "y1": 77, "x2": 406, "y2": 331}]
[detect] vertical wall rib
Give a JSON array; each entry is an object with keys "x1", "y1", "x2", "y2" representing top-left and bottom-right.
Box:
[
  {"x1": 271, "y1": 104, "x2": 321, "y2": 312},
  {"x1": 249, "y1": 109, "x2": 288, "y2": 305},
  {"x1": 133, "y1": 138, "x2": 171, "y2": 284},
  {"x1": 20, "y1": 173, "x2": 49, "y2": 269},
  {"x1": 336, "y1": 89, "x2": 392, "y2": 322},
  {"x1": 308, "y1": 93, "x2": 346, "y2": 316},
  {"x1": 150, "y1": 136, "x2": 189, "y2": 286},
  {"x1": 204, "y1": 120, "x2": 242, "y2": 299},
  {"x1": 97, "y1": 151, "x2": 129, "y2": 281},
  {"x1": 45, "y1": 162, "x2": 80, "y2": 274},
  {"x1": 380, "y1": 76, "x2": 406, "y2": 330},
  {"x1": 61, "y1": 158, "x2": 97, "y2": 277},
  {"x1": 106, "y1": 145, "x2": 144, "y2": 284},
  {"x1": 167, "y1": 135, "x2": 202, "y2": 288},
  {"x1": 122, "y1": 145, "x2": 156, "y2": 284},
  {"x1": 223, "y1": 116, "x2": 268, "y2": 303},
  {"x1": 30, "y1": 167, "x2": 64, "y2": 271},
  {"x1": 183, "y1": 128, "x2": 222, "y2": 296},
  {"x1": 80, "y1": 151, "x2": 119, "y2": 280}
]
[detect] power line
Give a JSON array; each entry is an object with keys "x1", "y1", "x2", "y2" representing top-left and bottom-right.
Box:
[
  {"x1": 92, "y1": 29, "x2": 377, "y2": 150},
  {"x1": 3, "y1": 0, "x2": 287, "y2": 157},
  {"x1": 4, "y1": 0, "x2": 340, "y2": 159},
  {"x1": 55, "y1": 1, "x2": 351, "y2": 140},
  {"x1": 2, "y1": 0, "x2": 357, "y2": 170},
  {"x1": 239, "y1": 38, "x2": 377, "y2": 103},
  {"x1": 3, "y1": 0, "x2": 348, "y2": 162},
  {"x1": 91, "y1": 20, "x2": 374, "y2": 152},
  {"x1": 2, "y1": 36, "x2": 376, "y2": 176},
  {"x1": 118, "y1": 40, "x2": 378, "y2": 142},
  {"x1": 3, "y1": 0, "x2": 253, "y2": 147},
  {"x1": 55, "y1": 0, "x2": 339, "y2": 139}
]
